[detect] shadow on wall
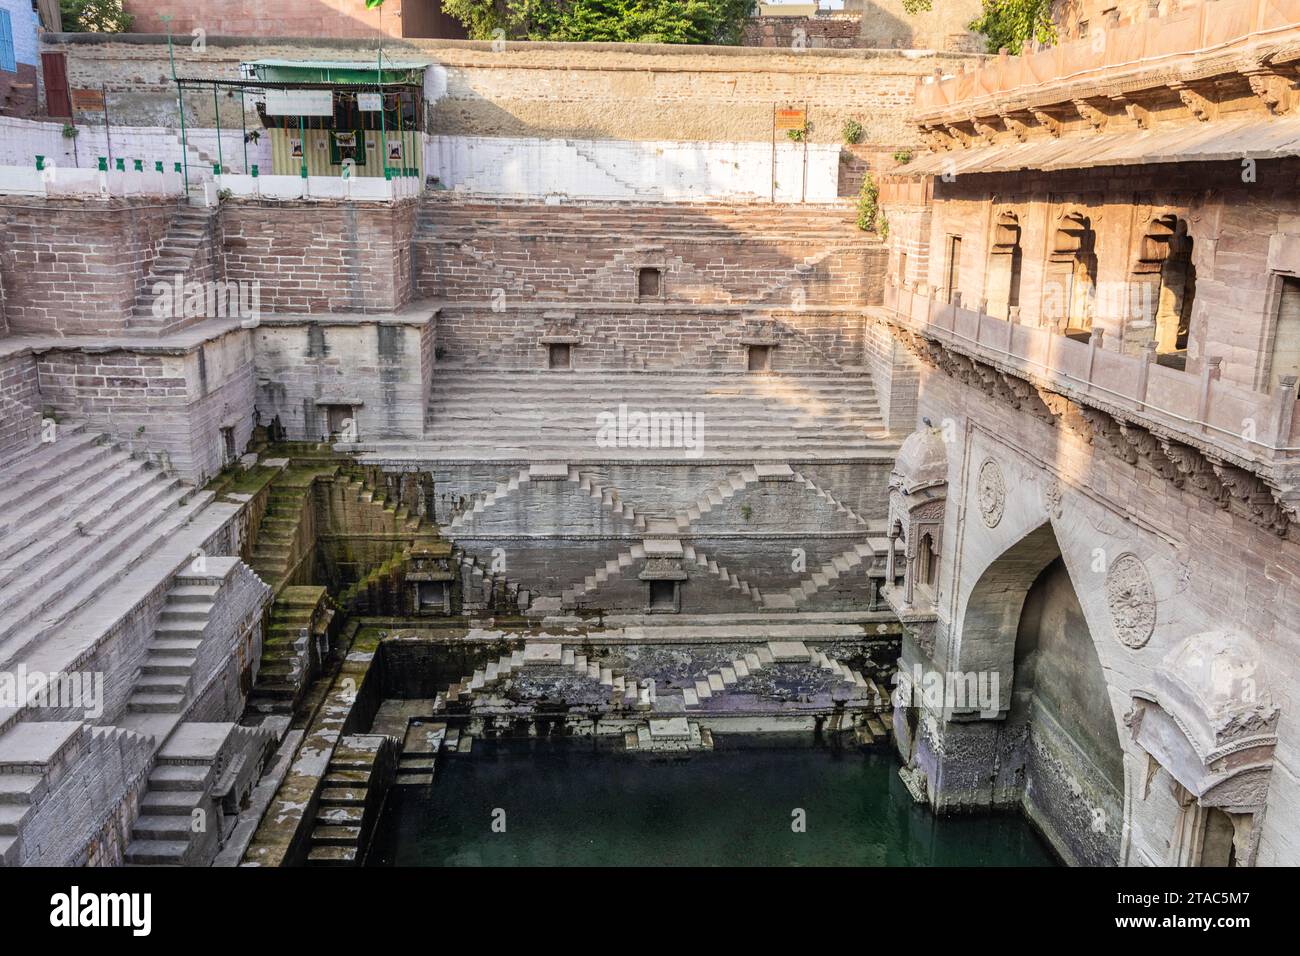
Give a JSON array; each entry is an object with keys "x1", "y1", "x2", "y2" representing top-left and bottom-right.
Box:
[
  {"x1": 120, "y1": 0, "x2": 467, "y2": 39},
  {"x1": 850, "y1": 0, "x2": 984, "y2": 51}
]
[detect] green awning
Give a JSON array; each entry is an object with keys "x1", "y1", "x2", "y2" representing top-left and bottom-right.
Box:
[{"x1": 245, "y1": 59, "x2": 428, "y2": 85}]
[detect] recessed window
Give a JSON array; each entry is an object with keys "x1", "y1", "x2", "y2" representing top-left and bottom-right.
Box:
[
  {"x1": 220, "y1": 426, "x2": 236, "y2": 466},
  {"x1": 648, "y1": 580, "x2": 677, "y2": 611},
  {"x1": 418, "y1": 581, "x2": 447, "y2": 612},
  {"x1": 747, "y1": 344, "x2": 771, "y2": 372},
  {"x1": 1268, "y1": 276, "x2": 1300, "y2": 392},
  {"x1": 548, "y1": 343, "x2": 572, "y2": 369},
  {"x1": 638, "y1": 267, "x2": 661, "y2": 299},
  {"x1": 325, "y1": 405, "x2": 356, "y2": 441},
  {"x1": 944, "y1": 235, "x2": 962, "y2": 305}
]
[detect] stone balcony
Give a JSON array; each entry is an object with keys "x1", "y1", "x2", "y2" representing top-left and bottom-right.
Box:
[{"x1": 874, "y1": 281, "x2": 1300, "y2": 520}]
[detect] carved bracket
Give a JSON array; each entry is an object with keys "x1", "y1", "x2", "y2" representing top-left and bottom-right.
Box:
[
  {"x1": 1031, "y1": 109, "x2": 1062, "y2": 138},
  {"x1": 1168, "y1": 81, "x2": 1215, "y2": 122}
]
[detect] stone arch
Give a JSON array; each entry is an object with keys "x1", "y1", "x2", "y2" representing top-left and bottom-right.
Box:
[
  {"x1": 955, "y1": 520, "x2": 1126, "y2": 863},
  {"x1": 1132, "y1": 212, "x2": 1196, "y2": 368},
  {"x1": 1045, "y1": 210, "x2": 1098, "y2": 338},
  {"x1": 986, "y1": 209, "x2": 1024, "y2": 320},
  {"x1": 956, "y1": 522, "x2": 1063, "y2": 712}
]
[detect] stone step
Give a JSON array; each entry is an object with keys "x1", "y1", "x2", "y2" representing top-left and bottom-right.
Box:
[
  {"x1": 123, "y1": 839, "x2": 188, "y2": 865},
  {"x1": 0, "y1": 488, "x2": 214, "y2": 665},
  {"x1": 316, "y1": 806, "x2": 366, "y2": 828},
  {"x1": 0, "y1": 451, "x2": 148, "y2": 562},
  {"x1": 132, "y1": 814, "x2": 192, "y2": 840},
  {"x1": 307, "y1": 845, "x2": 358, "y2": 864},
  {"x1": 0, "y1": 774, "x2": 43, "y2": 806},
  {"x1": 324, "y1": 769, "x2": 371, "y2": 786},
  {"x1": 0, "y1": 426, "x2": 104, "y2": 497},
  {"x1": 149, "y1": 764, "x2": 210, "y2": 791},
  {"x1": 140, "y1": 789, "x2": 203, "y2": 816},
  {"x1": 311, "y1": 825, "x2": 361, "y2": 846},
  {"x1": 128, "y1": 691, "x2": 186, "y2": 713},
  {"x1": 169, "y1": 584, "x2": 222, "y2": 603},
  {"x1": 0, "y1": 469, "x2": 185, "y2": 597}
]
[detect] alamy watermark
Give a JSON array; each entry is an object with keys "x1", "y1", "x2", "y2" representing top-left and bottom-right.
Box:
[
  {"x1": 596, "y1": 404, "x2": 705, "y2": 459},
  {"x1": 891, "y1": 664, "x2": 1000, "y2": 718},
  {"x1": 0, "y1": 666, "x2": 104, "y2": 719},
  {"x1": 151, "y1": 277, "x2": 261, "y2": 325}
]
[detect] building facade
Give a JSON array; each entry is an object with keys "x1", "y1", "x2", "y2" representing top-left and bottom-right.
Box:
[{"x1": 875, "y1": 0, "x2": 1300, "y2": 865}]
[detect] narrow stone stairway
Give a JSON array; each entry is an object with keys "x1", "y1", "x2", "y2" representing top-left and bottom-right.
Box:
[
  {"x1": 125, "y1": 205, "x2": 217, "y2": 331},
  {"x1": 305, "y1": 736, "x2": 387, "y2": 866}
]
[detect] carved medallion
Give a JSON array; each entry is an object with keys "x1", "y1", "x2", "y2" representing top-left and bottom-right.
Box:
[
  {"x1": 1106, "y1": 553, "x2": 1156, "y2": 650},
  {"x1": 976, "y1": 459, "x2": 1005, "y2": 528}
]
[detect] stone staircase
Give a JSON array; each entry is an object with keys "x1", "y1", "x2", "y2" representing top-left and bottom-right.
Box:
[
  {"x1": 774, "y1": 541, "x2": 877, "y2": 609},
  {"x1": 393, "y1": 719, "x2": 445, "y2": 786},
  {"x1": 305, "y1": 735, "x2": 388, "y2": 866},
  {"x1": 420, "y1": 196, "x2": 865, "y2": 244},
  {"x1": 125, "y1": 205, "x2": 217, "y2": 331},
  {"x1": 126, "y1": 569, "x2": 223, "y2": 715},
  {"x1": 681, "y1": 544, "x2": 766, "y2": 607},
  {"x1": 455, "y1": 546, "x2": 532, "y2": 613},
  {"x1": 124, "y1": 722, "x2": 277, "y2": 866},
  {"x1": 444, "y1": 466, "x2": 532, "y2": 531},
  {"x1": 790, "y1": 470, "x2": 871, "y2": 527},
  {"x1": 676, "y1": 640, "x2": 879, "y2": 708},
  {"x1": 0, "y1": 423, "x2": 214, "y2": 671},
  {"x1": 560, "y1": 543, "x2": 647, "y2": 605},
  {"x1": 674, "y1": 467, "x2": 762, "y2": 529},
  {"x1": 420, "y1": 369, "x2": 894, "y2": 460},
  {"x1": 250, "y1": 586, "x2": 333, "y2": 713},
  {"x1": 0, "y1": 722, "x2": 154, "y2": 866},
  {"x1": 567, "y1": 467, "x2": 649, "y2": 530},
  {"x1": 247, "y1": 477, "x2": 319, "y2": 587},
  {"x1": 433, "y1": 643, "x2": 640, "y2": 712}
]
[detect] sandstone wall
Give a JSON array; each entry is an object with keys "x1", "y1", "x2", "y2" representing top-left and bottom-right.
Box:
[
  {"x1": 221, "y1": 199, "x2": 419, "y2": 314},
  {"x1": 414, "y1": 197, "x2": 883, "y2": 307},
  {"x1": 253, "y1": 314, "x2": 434, "y2": 442},
  {"x1": 743, "y1": 15, "x2": 867, "y2": 50},
  {"x1": 0, "y1": 198, "x2": 172, "y2": 336},
  {"x1": 0, "y1": 351, "x2": 41, "y2": 457},
  {"x1": 46, "y1": 34, "x2": 981, "y2": 150},
  {"x1": 33, "y1": 326, "x2": 256, "y2": 483},
  {"x1": 435, "y1": 306, "x2": 873, "y2": 371},
  {"x1": 922, "y1": 158, "x2": 1300, "y2": 391}
]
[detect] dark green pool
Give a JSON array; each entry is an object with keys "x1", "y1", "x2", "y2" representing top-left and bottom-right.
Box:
[{"x1": 366, "y1": 737, "x2": 1058, "y2": 867}]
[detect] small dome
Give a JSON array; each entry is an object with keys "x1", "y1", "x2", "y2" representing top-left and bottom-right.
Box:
[
  {"x1": 1156, "y1": 631, "x2": 1278, "y2": 749},
  {"x1": 893, "y1": 426, "x2": 948, "y2": 492},
  {"x1": 1162, "y1": 632, "x2": 1270, "y2": 718}
]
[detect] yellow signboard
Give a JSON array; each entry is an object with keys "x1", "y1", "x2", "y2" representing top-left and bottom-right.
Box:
[{"x1": 774, "y1": 108, "x2": 806, "y2": 131}]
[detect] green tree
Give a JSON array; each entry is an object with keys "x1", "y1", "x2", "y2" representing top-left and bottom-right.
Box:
[
  {"x1": 443, "y1": 0, "x2": 756, "y2": 45},
  {"x1": 967, "y1": 0, "x2": 1055, "y2": 52},
  {"x1": 899, "y1": 0, "x2": 1056, "y2": 53},
  {"x1": 59, "y1": 0, "x2": 133, "y2": 32}
]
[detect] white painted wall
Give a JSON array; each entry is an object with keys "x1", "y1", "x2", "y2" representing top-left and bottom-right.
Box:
[
  {"x1": 0, "y1": 117, "x2": 271, "y2": 178},
  {"x1": 425, "y1": 135, "x2": 843, "y2": 203}
]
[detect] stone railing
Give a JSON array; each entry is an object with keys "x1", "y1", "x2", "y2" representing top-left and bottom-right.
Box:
[
  {"x1": 881, "y1": 281, "x2": 1300, "y2": 466},
  {"x1": 213, "y1": 172, "x2": 423, "y2": 203},
  {"x1": 914, "y1": 0, "x2": 1300, "y2": 117},
  {"x1": 0, "y1": 164, "x2": 186, "y2": 198}
]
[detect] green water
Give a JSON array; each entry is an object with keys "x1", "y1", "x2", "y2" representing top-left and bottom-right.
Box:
[{"x1": 366, "y1": 738, "x2": 1058, "y2": 867}]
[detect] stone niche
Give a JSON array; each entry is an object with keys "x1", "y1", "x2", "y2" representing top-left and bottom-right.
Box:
[
  {"x1": 1129, "y1": 631, "x2": 1281, "y2": 867},
  {"x1": 883, "y1": 425, "x2": 948, "y2": 647},
  {"x1": 405, "y1": 546, "x2": 456, "y2": 616}
]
